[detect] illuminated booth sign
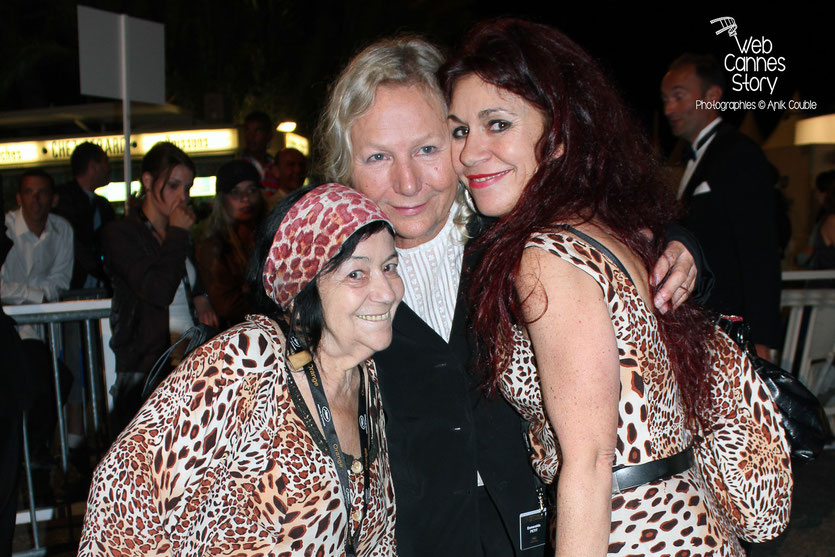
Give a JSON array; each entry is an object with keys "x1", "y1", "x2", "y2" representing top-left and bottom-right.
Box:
[
  {"x1": 0, "y1": 128, "x2": 239, "y2": 167},
  {"x1": 284, "y1": 132, "x2": 309, "y2": 156}
]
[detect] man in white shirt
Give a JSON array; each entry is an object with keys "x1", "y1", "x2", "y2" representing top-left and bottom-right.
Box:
[
  {"x1": 1, "y1": 169, "x2": 74, "y2": 484},
  {"x1": 2, "y1": 169, "x2": 74, "y2": 308}
]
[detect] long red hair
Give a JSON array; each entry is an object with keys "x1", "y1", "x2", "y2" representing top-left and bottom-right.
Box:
[{"x1": 441, "y1": 19, "x2": 714, "y2": 432}]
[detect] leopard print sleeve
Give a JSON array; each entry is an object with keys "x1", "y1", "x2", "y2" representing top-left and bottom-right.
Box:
[{"x1": 79, "y1": 319, "x2": 282, "y2": 555}]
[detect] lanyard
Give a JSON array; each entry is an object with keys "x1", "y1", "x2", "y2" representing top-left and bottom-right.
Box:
[{"x1": 286, "y1": 335, "x2": 371, "y2": 557}]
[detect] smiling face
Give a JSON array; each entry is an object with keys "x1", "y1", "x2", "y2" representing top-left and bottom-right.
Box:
[
  {"x1": 316, "y1": 229, "x2": 404, "y2": 365},
  {"x1": 142, "y1": 164, "x2": 194, "y2": 221},
  {"x1": 448, "y1": 75, "x2": 546, "y2": 218},
  {"x1": 349, "y1": 84, "x2": 459, "y2": 249}
]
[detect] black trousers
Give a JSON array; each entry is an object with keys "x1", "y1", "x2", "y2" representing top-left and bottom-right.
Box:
[{"x1": 0, "y1": 315, "x2": 26, "y2": 554}]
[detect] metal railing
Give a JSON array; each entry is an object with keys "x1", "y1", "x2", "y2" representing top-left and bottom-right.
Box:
[
  {"x1": 5, "y1": 299, "x2": 111, "y2": 556},
  {"x1": 780, "y1": 270, "x2": 835, "y2": 419}
]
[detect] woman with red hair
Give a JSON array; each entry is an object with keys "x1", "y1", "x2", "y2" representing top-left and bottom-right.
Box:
[{"x1": 442, "y1": 19, "x2": 791, "y2": 556}]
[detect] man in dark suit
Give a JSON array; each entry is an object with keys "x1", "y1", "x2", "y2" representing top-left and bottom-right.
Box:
[
  {"x1": 661, "y1": 53, "x2": 782, "y2": 357},
  {"x1": 54, "y1": 141, "x2": 115, "y2": 291},
  {"x1": 54, "y1": 142, "x2": 115, "y2": 459}
]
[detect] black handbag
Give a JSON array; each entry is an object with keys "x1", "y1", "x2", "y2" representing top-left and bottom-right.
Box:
[
  {"x1": 142, "y1": 269, "x2": 220, "y2": 399},
  {"x1": 141, "y1": 323, "x2": 219, "y2": 399},
  {"x1": 717, "y1": 317, "x2": 833, "y2": 464}
]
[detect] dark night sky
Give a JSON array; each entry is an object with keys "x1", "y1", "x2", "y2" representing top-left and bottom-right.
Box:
[
  {"x1": 479, "y1": 5, "x2": 832, "y2": 143},
  {"x1": 0, "y1": 2, "x2": 831, "y2": 153}
]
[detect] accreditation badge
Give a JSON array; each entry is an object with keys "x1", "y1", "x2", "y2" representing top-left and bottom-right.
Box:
[{"x1": 519, "y1": 508, "x2": 547, "y2": 550}]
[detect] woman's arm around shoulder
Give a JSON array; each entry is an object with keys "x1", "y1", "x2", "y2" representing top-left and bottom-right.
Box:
[{"x1": 517, "y1": 246, "x2": 620, "y2": 557}]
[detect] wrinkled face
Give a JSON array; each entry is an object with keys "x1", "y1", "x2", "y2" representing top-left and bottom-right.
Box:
[
  {"x1": 317, "y1": 230, "x2": 404, "y2": 361},
  {"x1": 278, "y1": 150, "x2": 306, "y2": 191},
  {"x1": 448, "y1": 75, "x2": 546, "y2": 218},
  {"x1": 223, "y1": 179, "x2": 262, "y2": 223},
  {"x1": 349, "y1": 84, "x2": 459, "y2": 249},
  {"x1": 143, "y1": 164, "x2": 194, "y2": 218},
  {"x1": 661, "y1": 64, "x2": 719, "y2": 144},
  {"x1": 17, "y1": 175, "x2": 54, "y2": 227}
]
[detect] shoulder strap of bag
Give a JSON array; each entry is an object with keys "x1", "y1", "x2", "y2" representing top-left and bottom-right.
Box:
[
  {"x1": 560, "y1": 226, "x2": 634, "y2": 285},
  {"x1": 141, "y1": 323, "x2": 218, "y2": 399}
]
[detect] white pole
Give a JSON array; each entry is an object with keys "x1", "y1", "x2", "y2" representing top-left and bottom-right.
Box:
[{"x1": 120, "y1": 14, "x2": 131, "y2": 213}]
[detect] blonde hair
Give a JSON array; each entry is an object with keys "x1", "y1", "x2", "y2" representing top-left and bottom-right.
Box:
[
  {"x1": 316, "y1": 35, "x2": 445, "y2": 185},
  {"x1": 316, "y1": 35, "x2": 473, "y2": 236}
]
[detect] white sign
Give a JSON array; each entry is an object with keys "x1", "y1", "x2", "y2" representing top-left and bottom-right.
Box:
[{"x1": 78, "y1": 6, "x2": 165, "y2": 104}]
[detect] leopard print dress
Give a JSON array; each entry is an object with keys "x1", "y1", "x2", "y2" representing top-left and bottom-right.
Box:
[
  {"x1": 79, "y1": 314, "x2": 396, "y2": 556},
  {"x1": 500, "y1": 230, "x2": 778, "y2": 556}
]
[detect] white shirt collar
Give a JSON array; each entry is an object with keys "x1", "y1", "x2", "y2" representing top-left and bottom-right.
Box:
[
  {"x1": 396, "y1": 205, "x2": 465, "y2": 342},
  {"x1": 12, "y1": 208, "x2": 54, "y2": 239},
  {"x1": 12, "y1": 208, "x2": 29, "y2": 236},
  {"x1": 692, "y1": 117, "x2": 722, "y2": 152}
]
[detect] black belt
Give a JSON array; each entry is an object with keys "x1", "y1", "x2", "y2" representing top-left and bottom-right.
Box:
[{"x1": 611, "y1": 447, "x2": 695, "y2": 494}]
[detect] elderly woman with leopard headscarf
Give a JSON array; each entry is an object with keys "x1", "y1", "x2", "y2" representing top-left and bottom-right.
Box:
[{"x1": 80, "y1": 183, "x2": 402, "y2": 556}]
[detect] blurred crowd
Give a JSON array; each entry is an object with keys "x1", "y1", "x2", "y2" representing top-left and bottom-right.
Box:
[{"x1": 0, "y1": 111, "x2": 308, "y2": 548}]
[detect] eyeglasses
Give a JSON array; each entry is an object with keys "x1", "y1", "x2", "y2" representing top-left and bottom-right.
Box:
[{"x1": 226, "y1": 186, "x2": 260, "y2": 201}]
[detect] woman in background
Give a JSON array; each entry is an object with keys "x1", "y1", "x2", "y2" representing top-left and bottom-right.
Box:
[
  {"x1": 196, "y1": 160, "x2": 265, "y2": 328},
  {"x1": 103, "y1": 141, "x2": 218, "y2": 431}
]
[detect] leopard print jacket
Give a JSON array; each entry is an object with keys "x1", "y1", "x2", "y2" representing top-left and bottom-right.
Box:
[{"x1": 79, "y1": 314, "x2": 396, "y2": 556}]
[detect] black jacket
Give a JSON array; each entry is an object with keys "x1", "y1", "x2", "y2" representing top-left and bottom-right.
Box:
[
  {"x1": 53, "y1": 180, "x2": 116, "y2": 290},
  {"x1": 680, "y1": 122, "x2": 781, "y2": 346},
  {"x1": 102, "y1": 214, "x2": 204, "y2": 376},
  {"x1": 373, "y1": 235, "x2": 542, "y2": 557}
]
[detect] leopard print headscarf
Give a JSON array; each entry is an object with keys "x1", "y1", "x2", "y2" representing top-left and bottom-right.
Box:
[{"x1": 263, "y1": 183, "x2": 391, "y2": 309}]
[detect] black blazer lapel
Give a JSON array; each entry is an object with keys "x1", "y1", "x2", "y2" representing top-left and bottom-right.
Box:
[
  {"x1": 393, "y1": 301, "x2": 449, "y2": 349},
  {"x1": 447, "y1": 244, "x2": 482, "y2": 370},
  {"x1": 682, "y1": 122, "x2": 733, "y2": 201}
]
